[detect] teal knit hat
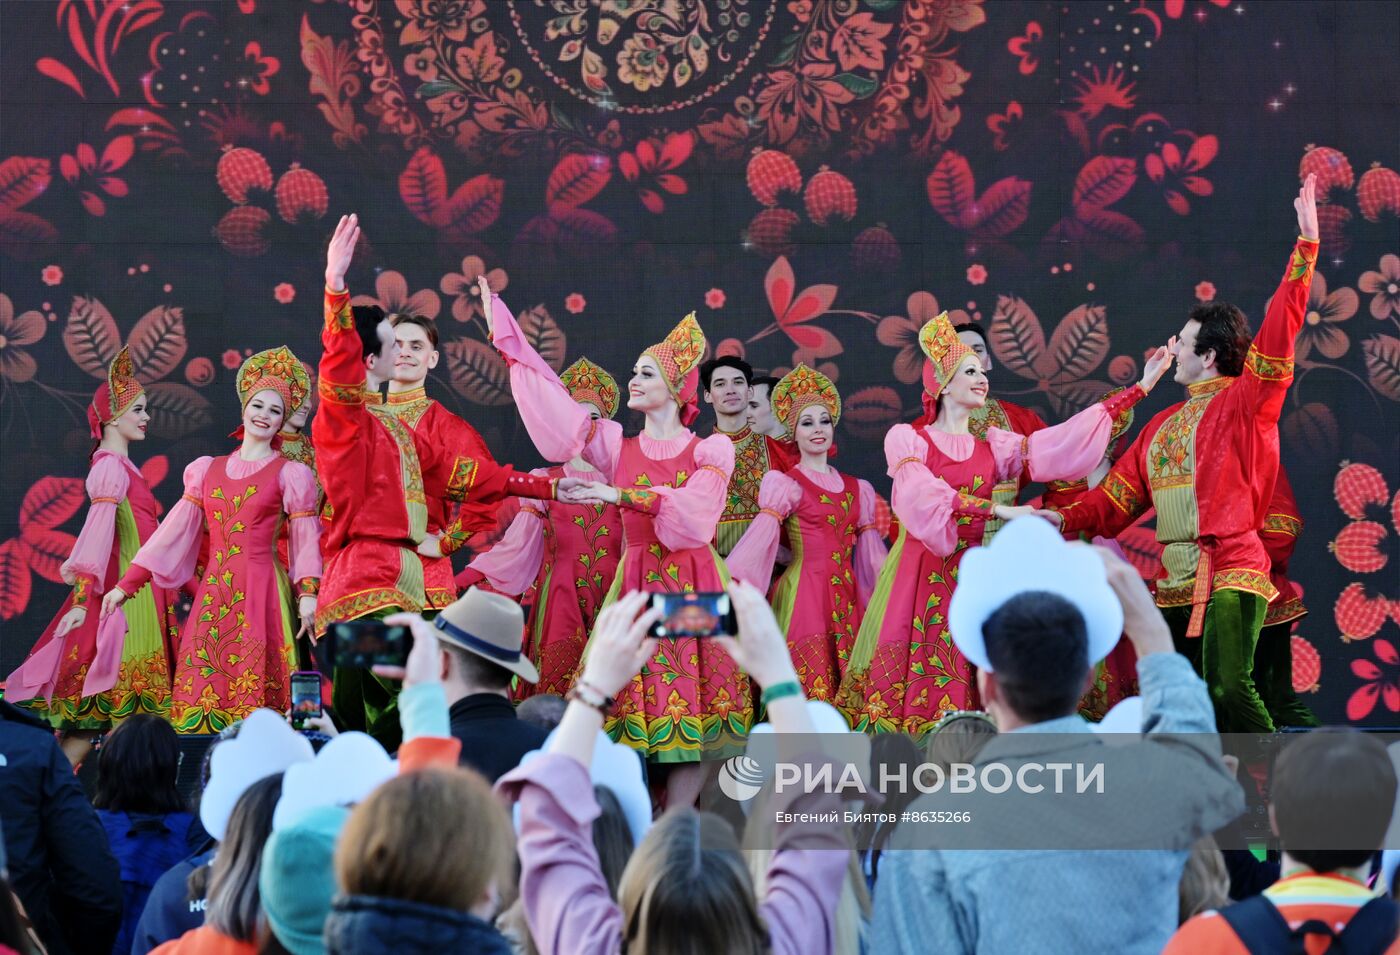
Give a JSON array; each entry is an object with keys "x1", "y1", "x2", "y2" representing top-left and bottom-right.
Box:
[{"x1": 259, "y1": 804, "x2": 350, "y2": 955}]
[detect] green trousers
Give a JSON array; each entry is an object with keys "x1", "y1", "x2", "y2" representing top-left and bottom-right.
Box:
[
  {"x1": 1164, "y1": 590, "x2": 1274, "y2": 735},
  {"x1": 1253, "y1": 620, "x2": 1320, "y2": 729}
]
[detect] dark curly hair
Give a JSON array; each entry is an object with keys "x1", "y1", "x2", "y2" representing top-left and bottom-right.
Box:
[{"x1": 1188, "y1": 302, "x2": 1250, "y2": 378}]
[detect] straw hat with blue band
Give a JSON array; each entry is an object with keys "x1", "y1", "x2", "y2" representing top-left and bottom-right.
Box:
[{"x1": 432, "y1": 586, "x2": 539, "y2": 683}]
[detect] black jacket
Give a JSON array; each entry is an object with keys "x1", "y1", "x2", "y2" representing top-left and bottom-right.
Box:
[
  {"x1": 127, "y1": 845, "x2": 215, "y2": 955},
  {"x1": 448, "y1": 694, "x2": 548, "y2": 782},
  {"x1": 0, "y1": 700, "x2": 122, "y2": 955},
  {"x1": 323, "y1": 894, "x2": 513, "y2": 955}
]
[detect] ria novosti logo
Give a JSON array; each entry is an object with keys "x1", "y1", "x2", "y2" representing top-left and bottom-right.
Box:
[{"x1": 717, "y1": 754, "x2": 765, "y2": 801}]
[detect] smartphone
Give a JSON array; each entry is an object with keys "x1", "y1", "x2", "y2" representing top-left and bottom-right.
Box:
[
  {"x1": 326, "y1": 620, "x2": 412, "y2": 669},
  {"x1": 290, "y1": 671, "x2": 322, "y2": 725},
  {"x1": 648, "y1": 592, "x2": 736, "y2": 639}
]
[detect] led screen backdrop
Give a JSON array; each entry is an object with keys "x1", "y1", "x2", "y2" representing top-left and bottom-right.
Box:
[{"x1": 1, "y1": 0, "x2": 1396, "y2": 722}]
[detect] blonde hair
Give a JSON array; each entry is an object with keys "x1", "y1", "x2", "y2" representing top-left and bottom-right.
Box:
[
  {"x1": 1178, "y1": 836, "x2": 1230, "y2": 924},
  {"x1": 335, "y1": 768, "x2": 513, "y2": 913},
  {"x1": 616, "y1": 809, "x2": 768, "y2": 955}
]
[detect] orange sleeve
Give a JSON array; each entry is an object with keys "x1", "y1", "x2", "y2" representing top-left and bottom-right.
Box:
[{"x1": 397, "y1": 735, "x2": 462, "y2": 772}]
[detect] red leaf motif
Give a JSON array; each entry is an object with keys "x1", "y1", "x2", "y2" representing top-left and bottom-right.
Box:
[
  {"x1": 64, "y1": 296, "x2": 122, "y2": 377},
  {"x1": 100, "y1": 136, "x2": 134, "y2": 172},
  {"x1": 1072, "y1": 156, "x2": 1136, "y2": 213},
  {"x1": 1185, "y1": 135, "x2": 1218, "y2": 170},
  {"x1": 782, "y1": 285, "x2": 839, "y2": 327},
  {"x1": 1377, "y1": 639, "x2": 1399, "y2": 665},
  {"x1": 36, "y1": 57, "x2": 85, "y2": 98},
  {"x1": 843, "y1": 386, "x2": 903, "y2": 441},
  {"x1": 399, "y1": 147, "x2": 448, "y2": 227},
  {"x1": 128, "y1": 305, "x2": 187, "y2": 381},
  {"x1": 657, "y1": 132, "x2": 693, "y2": 170},
  {"x1": 926, "y1": 151, "x2": 975, "y2": 226},
  {"x1": 765, "y1": 256, "x2": 797, "y2": 321},
  {"x1": 0, "y1": 539, "x2": 31, "y2": 620},
  {"x1": 1352, "y1": 659, "x2": 1383, "y2": 680},
  {"x1": 550, "y1": 207, "x2": 618, "y2": 248},
  {"x1": 1074, "y1": 209, "x2": 1146, "y2": 258},
  {"x1": 143, "y1": 382, "x2": 213, "y2": 440},
  {"x1": 0, "y1": 209, "x2": 59, "y2": 258},
  {"x1": 0, "y1": 157, "x2": 52, "y2": 211},
  {"x1": 546, "y1": 153, "x2": 612, "y2": 211},
  {"x1": 22, "y1": 528, "x2": 77, "y2": 583},
  {"x1": 1046, "y1": 305, "x2": 1110, "y2": 384},
  {"x1": 989, "y1": 295, "x2": 1048, "y2": 380},
  {"x1": 140, "y1": 454, "x2": 169, "y2": 491},
  {"x1": 19, "y1": 477, "x2": 85, "y2": 531},
  {"x1": 786, "y1": 324, "x2": 842, "y2": 358},
  {"x1": 1347, "y1": 682, "x2": 1380, "y2": 721},
  {"x1": 967, "y1": 177, "x2": 1031, "y2": 237},
  {"x1": 441, "y1": 174, "x2": 504, "y2": 239},
  {"x1": 445, "y1": 339, "x2": 513, "y2": 406}
]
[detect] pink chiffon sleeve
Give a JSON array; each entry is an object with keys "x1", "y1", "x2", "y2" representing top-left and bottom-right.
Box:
[
  {"x1": 648, "y1": 434, "x2": 735, "y2": 551},
  {"x1": 280, "y1": 461, "x2": 323, "y2": 587},
  {"x1": 726, "y1": 471, "x2": 801, "y2": 594},
  {"x1": 489, "y1": 293, "x2": 622, "y2": 479},
  {"x1": 854, "y1": 479, "x2": 888, "y2": 606},
  {"x1": 465, "y1": 472, "x2": 549, "y2": 594},
  {"x1": 120, "y1": 457, "x2": 211, "y2": 593},
  {"x1": 886, "y1": 425, "x2": 989, "y2": 558},
  {"x1": 60, "y1": 454, "x2": 132, "y2": 599},
  {"x1": 985, "y1": 385, "x2": 1146, "y2": 484}
]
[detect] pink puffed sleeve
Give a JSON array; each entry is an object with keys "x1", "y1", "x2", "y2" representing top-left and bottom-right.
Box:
[
  {"x1": 465, "y1": 471, "x2": 550, "y2": 594},
  {"x1": 726, "y1": 470, "x2": 801, "y2": 594},
  {"x1": 60, "y1": 454, "x2": 132, "y2": 600},
  {"x1": 886, "y1": 425, "x2": 991, "y2": 558},
  {"x1": 280, "y1": 461, "x2": 323, "y2": 588},
  {"x1": 647, "y1": 434, "x2": 735, "y2": 551},
  {"x1": 985, "y1": 385, "x2": 1146, "y2": 484},
  {"x1": 489, "y1": 294, "x2": 622, "y2": 479},
  {"x1": 118, "y1": 457, "x2": 211, "y2": 593},
  {"x1": 854, "y1": 479, "x2": 888, "y2": 606}
]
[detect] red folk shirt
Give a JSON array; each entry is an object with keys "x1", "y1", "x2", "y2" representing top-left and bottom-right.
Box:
[
  {"x1": 969, "y1": 397, "x2": 1047, "y2": 543},
  {"x1": 1261, "y1": 464, "x2": 1307, "y2": 628},
  {"x1": 313, "y1": 287, "x2": 556, "y2": 632},
  {"x1": 1058, "y1": 237, "x2": 1319, "y2": 634},
  {"x1": 378, "y1": 387, "x2": 503, "y2": 610}
]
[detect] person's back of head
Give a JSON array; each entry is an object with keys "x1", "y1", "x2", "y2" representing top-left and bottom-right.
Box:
[
  {"x1": 444, "y1": 643, "x2": 514, "y2": 698},
  {"x1": 335, "y1": 768, "x2": 513, "y2": 916},
  {"x1": 516, "y1": 694, "x2": 567, "y2": 732},
  {"x1": 205, "y1": 773, "x2": 284, "y2": 943},
  {"x1": 1271, "y1": 728, "x2": 1397, "y2": 873},
  {"x1": 94, "y1": 713, "x2": 186, "y2": 815},
  {"x1": 616, "y1": 808, "x2": 768, "y2": 955},
  {"x1": 258, "y1": 805, "x2": 349, "y2": 955},
  {"x1": 981, "y1": 591, "x2": 1089, "y2": 724}
]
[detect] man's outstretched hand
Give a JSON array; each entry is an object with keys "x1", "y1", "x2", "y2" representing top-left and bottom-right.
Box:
[
  {"x1": 1296, "y1": 173, "x2": 1318, "y2": 242},
  {"x1": 326, "y1": 213, "x2": 360, "y2": 292}
]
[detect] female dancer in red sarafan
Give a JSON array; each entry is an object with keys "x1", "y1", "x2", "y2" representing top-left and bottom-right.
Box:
[
  {"x1": 449, "y1": 357, "x2": 624, "y2": 700},
  {"x1": 726, "y1": 364, "x2": 887, "y2": 704},
  {"x1": 835, "y1": 311, "x2": 1168, "y2": 739},
  {"x1": 481, "y1": 275, "x2": 743, "y2": 808},
  {"x1": 6, "y1": 347, "x2": 180, "y2": 764},
  {"x1": 102, "y1": 347, "x2": 322, "y2": 734}
]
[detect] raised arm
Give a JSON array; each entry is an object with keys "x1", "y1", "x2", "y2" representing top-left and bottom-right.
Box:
[
  {"x1": 1237, "y1": 177, "x2": 1320, "y2": 421},
  {"x1": 854, "y1": 479, "x2": 889, "y2": 606},
  {"x1": 984, "y1": 383, "x2": 1148, "y2": 485},
  {"x1": 725, "y1": 470, "x2": 802, "y2": 594},
  {"x1": 313, "y1": 214, "x2": 372, "y2": 515},
  {"x1": 885, "y1": 424, "x2": 987, "y2": 558},
  {"x1": 485, "y1": 281, "x2": 621, "y2": 478}
]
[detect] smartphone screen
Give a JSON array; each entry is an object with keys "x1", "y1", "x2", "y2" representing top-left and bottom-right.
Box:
[
  {"x1": 648, "y1": 592, "x2": 736, "y2": 638},
  {"x1": 327, "y1": 621, "x2": 412, "y2": 669},
  {"x1": 290, "y1": 671, "x2": 322, "y2": 723}
]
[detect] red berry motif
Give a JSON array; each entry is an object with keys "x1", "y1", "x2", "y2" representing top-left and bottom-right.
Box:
[
  {"x1": 1357, "y1": 163, "x2": 1400, "y2": 223},
  {"x1": 1299, "y1": 144, "x2": 1354, "y2": 195},
  {"x1": 1334, "y1": 582, "x2": 1390, "y2": 641},
  {"x1": 217, "y1": 146, "x2": 273, "y2": 205},
  {"x1": 215, "y1": 205, "x2": 272, "y2": 257},
  {"x1": 1290, "y1": 635, "x2": 1321, "y2": 694},
  {"x1": 746, "y1": 207, "x2": 799, "y2": 258},
  {"x1": 275, "y1": 165, "x2": 329, "y2": 224},
  {"x1": 1334, "y1": 462, "x2": 1388, "y2": 520},
  {"x1": 746, "y1": 149, "x2": 802, "y2": 207},
  {"x1": 804, "y1": 166, "x2": 857, "y2": 225},
  {"x1": 852, "y1": 225, "x2": 900, "y2": 271},
  {"x1": 1331, "y1": 522, "x2": 1389, "y2": 574},
  {"x1": 1315, "y1": 205, "x2": 1352, "y2": 254}
]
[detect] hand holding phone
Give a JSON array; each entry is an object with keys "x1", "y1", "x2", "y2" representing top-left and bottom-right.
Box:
[
  {"x1": 327, "y1": 620, "x2": 412, "y2": 669},
  {"x1": 647, "y1": 592, "x2": 737, "y2": 638}
]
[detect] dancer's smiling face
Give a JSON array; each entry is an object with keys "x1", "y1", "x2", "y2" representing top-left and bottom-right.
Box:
[
  {"x1": 243, "y1": 390, "x2": 286, "y2": 440},
  {"x1": 941, "y1": 357, "x2": 990, "y2": 409},
  {"x1": 111, "y1": 394, "x2": 150, "y2": 442},
  {"x1": 794, "y1": 407, "x2": 834, "y2": 457},
  {"x1": 628, "y1": 356, "x2": 671, "y2": 413}
]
